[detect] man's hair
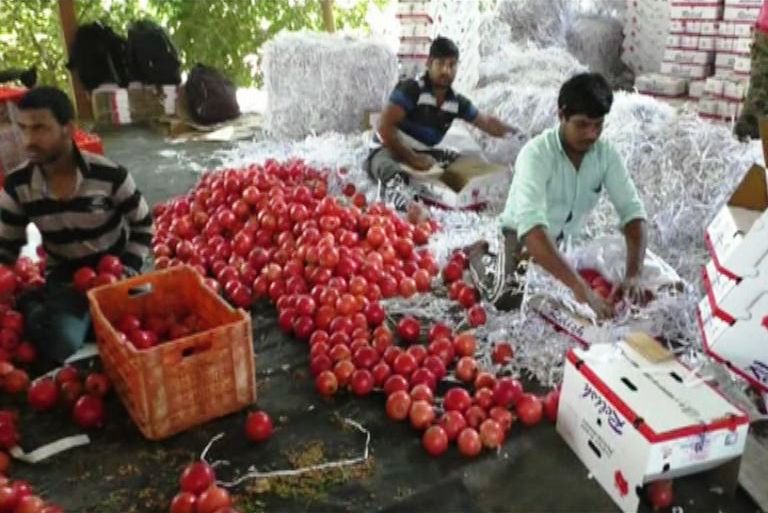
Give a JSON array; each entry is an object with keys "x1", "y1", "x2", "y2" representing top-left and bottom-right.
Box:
[
  {"x1": 18, "y1": 86, "x2": 75, "y2": 125},
  {"x1": 558, "y1": 73, "x2": 613, "y2": 119},
  {"x1": 429, "y1": 36, "x2": 459, "y2": 60}
]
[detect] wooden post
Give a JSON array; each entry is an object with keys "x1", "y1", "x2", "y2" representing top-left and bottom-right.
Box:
[
  {"x1": 321, "y1": 0, "x2": 336, "y2": 33},
  {"x1": 57, "y1": 0, "x2": 92, "y2": 120}
]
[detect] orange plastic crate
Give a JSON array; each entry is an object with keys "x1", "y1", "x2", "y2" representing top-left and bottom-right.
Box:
[{"x1": 87, "y1": 266, "x2": 256, "y2": 440}]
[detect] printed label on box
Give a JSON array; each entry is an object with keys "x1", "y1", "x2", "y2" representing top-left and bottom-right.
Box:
[
  {"x1": 671, "y1": 5, "x2": 724, "y2": 20},
  {"x1": 723, "y1": 6, "x2": 761, "y2": 22}
]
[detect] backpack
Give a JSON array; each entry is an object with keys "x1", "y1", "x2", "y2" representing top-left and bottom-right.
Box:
[
  {"x1": 185, "y1": 64, "x2": 240, "y2": 125},
  {"x1": 126, "y1": 19, "x2": 182, "y2": 85},
  {"x1": 67, "y1": 23, "x2": 130, "y2": 90}
]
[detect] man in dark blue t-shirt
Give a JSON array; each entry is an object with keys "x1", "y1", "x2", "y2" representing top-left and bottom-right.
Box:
[{"x1": 366, "y1": 37, "x2": 514, "y2": 208}]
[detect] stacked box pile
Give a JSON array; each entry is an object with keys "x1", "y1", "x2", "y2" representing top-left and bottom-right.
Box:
[{"x1": 397, "y1": 0, "x2": 436, "y2": 78}]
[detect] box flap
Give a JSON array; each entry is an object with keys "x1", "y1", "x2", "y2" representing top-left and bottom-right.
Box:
[
  {"x1": 728, "y1": 165, "x2": 768, "y2": 212},
  {"x1": 441, "y1": 157, "x2": 506, "y2": 192},
  {"x1": 625, "y1": 332, "x2": 673, "y2": 363}
]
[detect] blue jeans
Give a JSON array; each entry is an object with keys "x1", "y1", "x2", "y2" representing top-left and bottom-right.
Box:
[{"x1": 18, "y1": 269, "x2": 91, "y2": 363}]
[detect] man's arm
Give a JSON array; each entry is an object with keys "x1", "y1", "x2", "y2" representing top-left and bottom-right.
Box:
[
  {"x1": 377, "y1": 103, "x2": 425, "y2": 168},
  {"x1": 524, "y1": 227, "x2": 613, "y2": 318},
  {"x1": 113, "y1": 169, "x2": 153, "y2": 273},
  {"x1": 0, "y1": 188, "x2": 28, "y2": 266},
  {"x1": 472, "y1": 113, "x2": 515, "y2": 138},
  {"x1": 603, "y1": 145, "x2": 648, "y2": 298}
]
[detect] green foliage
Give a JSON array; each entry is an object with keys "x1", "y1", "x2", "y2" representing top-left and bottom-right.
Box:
[{"x1": 0, "y1": 0, "x2": 386, "y2": 92}]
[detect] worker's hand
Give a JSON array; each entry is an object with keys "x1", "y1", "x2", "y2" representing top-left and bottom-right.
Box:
[
  {"x1": 609, "y1": 275, "x2": 649, "y2": 307},
  {"x1": 573, "y1": 279, "x2": 614, "y2": 319},
  {"x1": 409, "y1": 153, "x2": 436, "y2": 171}
]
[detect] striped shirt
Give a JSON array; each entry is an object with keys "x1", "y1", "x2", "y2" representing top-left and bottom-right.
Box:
[
  {"x1": 0, "y1": 146, "x2": 153, "y2": 273},
  {"x1": 372, "y1": 73, "x2": 479, "y2": 151}
]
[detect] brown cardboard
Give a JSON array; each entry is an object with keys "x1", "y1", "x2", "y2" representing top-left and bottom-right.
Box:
[
  {"x1": 625, "y1": 331, "x2": 673, "y2": 363},
  {"x1": 442, "y1": 157, "x2": 507, "y2": 192},
  {"x1": 728, "y1": 165, "x2": 768, "y2": 211},
  {"x1": 759, "y1": 117, "x2": 768, "y2": 167}
]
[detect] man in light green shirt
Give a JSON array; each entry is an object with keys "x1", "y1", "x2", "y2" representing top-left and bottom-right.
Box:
[{"x1": 481, "y1": 73, "x2": 647, "y2": 317}]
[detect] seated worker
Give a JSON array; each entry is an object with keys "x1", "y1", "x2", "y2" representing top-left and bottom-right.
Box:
[
  {"x1": 366, "y1": 36, "x2": 515, "y2": 209},
  {"x1": 0, "y1": 87, "x2": 153, "y2": 362},
  {"x1": 476, "y1": 73, "x2": 648, "y2": 317}
]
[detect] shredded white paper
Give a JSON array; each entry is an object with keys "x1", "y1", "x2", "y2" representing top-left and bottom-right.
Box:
[{"x1": 263, "y1": 32, "x2": 398, "y2": 140}]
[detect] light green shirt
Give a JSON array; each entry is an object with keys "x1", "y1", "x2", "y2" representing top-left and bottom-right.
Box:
[{"x1": 499, "y1": 126, "x2": 646, "y2": 239}]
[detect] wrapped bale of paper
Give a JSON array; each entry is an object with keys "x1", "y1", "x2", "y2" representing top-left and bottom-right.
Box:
[
  {"x1": 495, "y1": 0, "x2": 573, "y2": 47},
  {"x1": 566, "y1": 14, "x2": 633, "y2": 89},
  {"x1": 263, "y1": 32, "x2": 398, "y2": 140}
]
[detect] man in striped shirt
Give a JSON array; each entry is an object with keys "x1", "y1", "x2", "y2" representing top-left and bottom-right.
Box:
[{"x1": 0, "y1": 87, "x2": 153, "y2": 362}]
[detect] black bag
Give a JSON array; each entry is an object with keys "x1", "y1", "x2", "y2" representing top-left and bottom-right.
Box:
[
  {"x1": 126, "y1": 19, "x2": 181, "y2": 85},
  {"x1": 185, "y1": 64, "x2": 240, "y2": 125},
  {"x1": 67, "y1": 22, "x2": 130, "y2": 90}
]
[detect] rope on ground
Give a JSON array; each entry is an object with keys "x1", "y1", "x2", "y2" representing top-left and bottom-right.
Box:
[{"x1": 199, "y1": 417, "x2": 371, "y2": 488}]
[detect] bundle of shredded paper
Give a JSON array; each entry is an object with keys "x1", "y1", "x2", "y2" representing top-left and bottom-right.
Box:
[{"x1": 263, "y1": 32, "x2": 397, "y2": 140}]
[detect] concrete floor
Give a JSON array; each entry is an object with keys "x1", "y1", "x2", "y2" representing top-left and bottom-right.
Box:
[{"x1": 7, "y1": 126, "x2": 761, "y2": 512}]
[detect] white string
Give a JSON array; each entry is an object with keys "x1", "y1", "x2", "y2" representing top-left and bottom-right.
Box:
[{"x1": 199, "y1": 418, "x2": 371, "y2": 489}]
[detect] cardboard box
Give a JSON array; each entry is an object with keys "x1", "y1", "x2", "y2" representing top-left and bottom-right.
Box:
[
  {"x1": 717, "y1": 37, "x2": 735, "y2": 51},
  {"x1": 734, "y1": 22, "x2": 755, "y2": 37},
  {"x1": 635, "y1": 73, "x2": 688, "y2": 97},
  {"x1": 409, "y1": 157, "x2": 508, "y2": 210},
  {"x1": 699, "y1": 36, "x2": 717, "y2": 51},
  {"x1": 698, "y1": 97, "x2": 721, "y2": 116},
  {"x1": 725, "y1": 0, "x2": 763, "y2": 5},
  {"x1": 702, "y1": 259, "x2": 765, "y2": 325},
  {"x1": 701, "y1": 21, "x2": 720, "y2": 35},
  {"x1": 720, "y1": 99, "x2": 741, "y2": 119},
  {"x1": 698, "y1": 292, "x2": 768, "y2": 393},
  {"x1": 660, "y1": 62, "x2": 712, "y2": 79},
  {"x1": 723, "y1": 6, "x2": 761, "y2": 21},
  {"x1": 705, "y1": 149, "x2": 768, "y2": 280},
  {"x1": 723, "y1": 79, "x2": 748, "y2": 100},
  {"x1": 705, "y1": 76, "x2": 727, "y2": 96},
  {"x1": 667, "y1": 34, "x2": 683, "y2": 47},
  {"x1": 680, "y1": 35, "x2": 701, "y2": 49},
  {"x1": 558, "y1": 337, "x2": 750, "y2": 513},
  {"x1": 734, "y1": 55, "x2": 752, "y2": 74},
  {"x1": 734, "y1": 37, "x2": 753, "y2": 54},
  {"x1": 669, "y1": 20, "x2": 686, "y2": 34},
  {"x1": 671, "y1": 5, "x2": 724, "y2": 20},
  {"x1": 716, "y1": 52, "x2": 738, "y2": 68},
  {"x1": 664, "y1": 49, "x2": 715, "y2": 64},
  {"x1": 399, "y1": 21, "x2": 433, "y2": 39},
  {"x1": 689, "y1": 79, "x2": 706, "y2": 98}
]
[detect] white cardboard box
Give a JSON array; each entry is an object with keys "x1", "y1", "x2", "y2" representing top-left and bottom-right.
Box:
[
  {"x1": 667, "y1": 34, "x2": 682, "y2": 47},
  {"x1": 734, "y1": 55, "x2": 753, "y2": 74},
  {"x1": 699, "y1": 36, "x2": 717, "y2": 50},
  {"x1": 680, "y1": 35, "x2": 700, "y2": 49},
  {"x1": 734, "y1": 37, "x2": 753, "y2": 54},
  {"x1": 409, "y1": 157, "x2": 508, "y2": 210},
  {"x1": 716, "y1": 52, "x2": 738, "y2": 68},
  {"x1": 705, "y1": 164, "x2": 768, "y2": 279},
  {"x1": 723, "y1": 6, "x2": 761, "y2": 22},
  {"x1": 716, "y1": 37, "x2": 735, "y2": 51},
  {"x1": 723, "y1": 79, "x2": 748, "y2": 100},
  {"x1": 689, "y1": 79, "x2": 706, "y2": 98},
  {"x1": 701, "y1": 21, "x2": 720, "y2": 35},
  {"x1": 671, "y1": 5, "x2": 724, "y2": 20},
  {"x1": 705, "y1": 75, "x2": 728, "y2": 96},
  {"x1": 702, "y1": 259, "x2": 765, "y2": 326},
  {"x1": 698, "y1": 292, "x2": 768, "y2": 393},
  {"x1": 734, "y1": 22, "x2": 755, "y2": 37},
  {"x1": 660, "y1": 61, "x2": 712, "y2": 79},
  {"x1": 724, "y1": 0, "x2": 763, "y2": 5},
  {"x1": 558, "y1": 338, "x2": 749, "y2": 513},
  {"x1": 663, "y1": 49, "x2": 715, "y2": 64},
  {"x1": 636, "y1": 73, "x2": 689, "y2": 97}
]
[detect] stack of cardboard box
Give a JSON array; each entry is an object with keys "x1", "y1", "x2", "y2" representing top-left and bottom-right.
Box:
[
  {"x1": 697, "y1": 119, "x2": 768, "y2": 396},
  {"x1": 396, "y1": 0, "x2": 435, "y2": 78}
]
